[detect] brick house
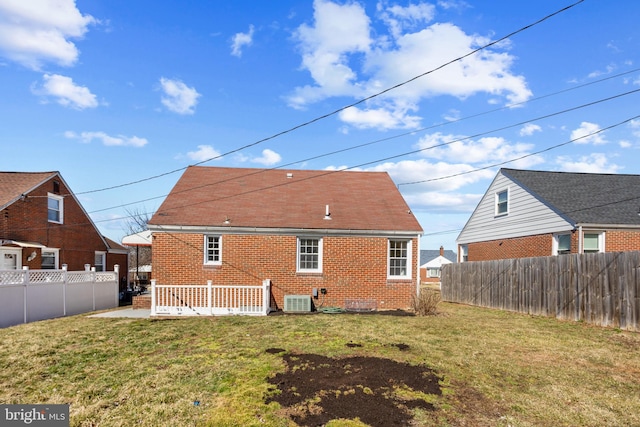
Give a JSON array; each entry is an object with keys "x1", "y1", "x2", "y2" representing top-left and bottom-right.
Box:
[
  {"x1": 147, "y1": 166, "x2": 423, "y2": 311},
  {"x1": 419, "y1": 246, "x2": 456, "y2": 284},
  {"x1": 456, "y1": 168, "x2": 640, "y2": 261},
  {"x1": 0, "y1": 171, "x2": 128, "y2": 286}
]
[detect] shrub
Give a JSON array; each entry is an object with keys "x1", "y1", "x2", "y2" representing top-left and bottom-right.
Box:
[{"x1": 412, "y1": 289, "x2": 441, "y2": 316}]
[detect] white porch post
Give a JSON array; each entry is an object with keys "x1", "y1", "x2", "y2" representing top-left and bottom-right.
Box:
[
  {"x1": 150, "y1": 280, "x2": 157, "y2": 316},
  {"x1": 262, "y1": 279, "x2": 271, "y2": 315}
]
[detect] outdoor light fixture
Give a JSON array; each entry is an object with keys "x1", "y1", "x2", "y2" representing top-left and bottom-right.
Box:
[{"x1": 27, "y1": 251, "x2": 37, "y2": 261}]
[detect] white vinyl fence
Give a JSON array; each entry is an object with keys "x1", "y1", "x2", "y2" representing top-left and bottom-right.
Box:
[
  {"x1": 0, "y1": 265, "x2": 119, "y2": 328},
  {"x1": 151, "y1": 279, "x2": 271, "y2": 316}
]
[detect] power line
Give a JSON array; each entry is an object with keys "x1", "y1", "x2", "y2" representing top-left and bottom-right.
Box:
[
  {"x1": 88, "y1": 75, "x2": 640, "y2": 215},
  {"x1": 75, "y1": 0, "x2": 585, "y2": 196}
]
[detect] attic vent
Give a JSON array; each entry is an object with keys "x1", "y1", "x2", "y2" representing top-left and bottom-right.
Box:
[
  {"x1": 286, "y1": 173, "x2": 293, "y2": 179},
  {"x1": 284, "y1": 295, "x2": 311, "y2": 312},
  {"x1": 53, "y1": 181, "x2": 60, "y2": 194}
]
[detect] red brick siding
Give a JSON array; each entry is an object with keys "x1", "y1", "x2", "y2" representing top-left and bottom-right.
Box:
[
  {"x1": 0, "y1": 176, "x2": 121, "y2": 274},
  {"x1": 466, "y1": 233, "x2": 554, "y2": 261},
  {"x1": 605, "y1": 230, "x2": 640, "y2": 252},
  {"x1": 464, "y1": 230, "x2": 640, "y2": 261},
  {"x1": 152, "y1": 233, "x2": 418, "y2": 310}
]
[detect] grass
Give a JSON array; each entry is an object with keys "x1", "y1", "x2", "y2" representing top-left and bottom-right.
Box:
[{"x1": 0, "y1": 303, "x2": 639, "y2": 426}]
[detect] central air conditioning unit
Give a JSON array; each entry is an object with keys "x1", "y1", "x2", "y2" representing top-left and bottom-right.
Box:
[{"x1": 283, "y1": 295, "x2": 312, "y2": 313}]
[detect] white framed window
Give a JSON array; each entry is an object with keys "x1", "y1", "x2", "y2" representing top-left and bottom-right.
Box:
[
  {"x1": 204, "y1": 235, "x2": 222, "y2": 265},
  {"x1": 42, "y1": 249, "x2": 59, "y2": 270},
  {"x1": 47, "y1": 193, "x2": 63, "y2": 223},
  {"x1": 495, "y1": 189, "x2": 509, "y2": 216},
  {"x1": 388, "y1": 239, "x2": 411, "y2": 279},
  {"x1": 459, "y1": 245, "x2": 468, "y2": 262},
  {"x1": 94, "y1": 251, "x2": 106, "y2": 271},
  {"x1": 297, "y1": 237, "x2": 322, "y2": 273},
  {"x1": 553, "y1": 233, "x2": 572, "y2": 255},
  {"x1": 583, "y1": 232, "x2": 604, "y2": 254},
  {"x1": 427, "y1": 268, "x2": 440, "y2": 278},
  {"x1": 0, "y1": 249, "x2": 21, "y2": 270}
]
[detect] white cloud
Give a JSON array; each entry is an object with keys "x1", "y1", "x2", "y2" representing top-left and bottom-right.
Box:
[
  {"x1": 0, "y1": 0, "x2": 96, "y2": 70},
  {"x1": 416, "y1": 132, "x2": 544, "y2": 168},
  {"x1": 519, "y1": 123, "x2": 541, "y2": 136},
  {"x1": 629, "y1": 119, "x2": 640, "y2": 137},
  {"x1": 159, "y1": 77, "x2": 201, "y2": 115},
  {"x1": 186, "y1": 145, "x2": 222, "y2": 162},
  {"x1": 619, "y1": 140, "x2": 632, "y2": 148},
  {"x1": 377, "y1": 2, "x2": 435, "y2": 39},
  {"x1": 231, "y1": 25, "x2": 255, "y2": 57},
  {"x1": 339, "y1": 104, "x2": 421, "y2": 130},
  {"x1": 250, "y1": 149, "x2": 282, "y2": 166},
  {"x1": 555, "y1": 153, "x2": 621, "y2": 173},
  {"x1": 570, "y1": 121, "x2": 607, "y2": 145},
  {"x1": 287, "y1": 0, "x2": 531, "y2": 130},
  {"x1": 65, "y1": 131, "x2": 148, "y2": 147},
  {"x1": 33, "y1": 73, "x2": 98, "y2": 109}
]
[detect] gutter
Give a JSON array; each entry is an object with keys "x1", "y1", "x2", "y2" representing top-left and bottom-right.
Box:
[{"x1": 147, "y1": 224, "x2": 423, "y2": 238}]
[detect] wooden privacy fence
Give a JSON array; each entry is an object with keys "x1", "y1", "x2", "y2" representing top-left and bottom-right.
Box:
[
  {"x1": 151, "y1": 279, "x2": 271, "y2": 316},
  {"x1": 441, "y1": 251, "x2": 640, "y2": 331}
]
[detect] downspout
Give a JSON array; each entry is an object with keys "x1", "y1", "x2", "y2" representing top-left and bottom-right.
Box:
[
  {"x1": 415, "y1": 234, "x2": 421, "y2": 296},
  {"x1": 578, "y1": 225, "x2": 583, "y2": 253}
]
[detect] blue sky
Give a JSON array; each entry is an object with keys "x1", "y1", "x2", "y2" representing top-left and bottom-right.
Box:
[{"x1": 2, "y1": 0, "x2": 640, "y2": 252}]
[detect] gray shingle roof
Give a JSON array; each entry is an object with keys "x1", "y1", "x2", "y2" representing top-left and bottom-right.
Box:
[
  {"x1": 501, "y1": 168, "x2": 640, "y2": 225},
  {"x1": 420, "y1": 249, "x2": 456, "y2": 265}
]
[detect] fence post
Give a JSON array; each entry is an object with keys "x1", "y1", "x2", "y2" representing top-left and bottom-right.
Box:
[
  {"x1": 114, "y1": 265, "x2": 120, "y2": 307},
  {"x1": 91, "y1": 267, "x2": 96, "y2": 310},
  {"x1": 207, "y1": 280, "x2": 213, "y2": 315},
  {"x1": 262, "y1": 279, "x2": 271, "y2": 315},
  {"x1": 22, "y1": 266, "x2": 29, "y2": 324},
  {"x1": 62, "y1": 265, "x2": 68, "y2": 316},
  {"x1": 150, "y1": 280, "x2": 157, "y2": 316}
]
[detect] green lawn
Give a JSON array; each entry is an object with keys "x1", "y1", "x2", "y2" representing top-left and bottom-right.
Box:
[{"x1": 0, "y1": 302, "x2": 638, "y2": 426}]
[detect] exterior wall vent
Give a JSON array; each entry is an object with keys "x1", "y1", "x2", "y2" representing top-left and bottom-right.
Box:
[{"x1": 283, "y1": 295, "x2": 311, "y2": 312}]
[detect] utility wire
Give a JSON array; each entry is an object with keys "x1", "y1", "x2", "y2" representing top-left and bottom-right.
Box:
[
  {"x1": 75, "y1": 0, "x2": 585, "y2": 196},
  {"x1": 88, "y1": 80, "x2": 640, "y2": 215}
]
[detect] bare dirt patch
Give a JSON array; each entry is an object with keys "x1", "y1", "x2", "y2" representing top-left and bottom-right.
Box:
[{"x1": 265, "y1": 347, "x2": 442, "y2": 426}]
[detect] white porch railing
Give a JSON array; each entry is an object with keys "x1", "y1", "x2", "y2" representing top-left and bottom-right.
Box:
[{"x1": 150, "y1": 279, "x2": 271, "y2": 316}]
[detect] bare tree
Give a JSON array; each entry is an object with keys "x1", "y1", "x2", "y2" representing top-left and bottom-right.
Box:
[{"x1": 123, "y1": 207, "x2": 152, "y2": 292}]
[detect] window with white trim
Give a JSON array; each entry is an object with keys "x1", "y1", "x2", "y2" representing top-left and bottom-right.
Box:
[
  {"x1": 583, "y1": 232, "x2": 604, "y2": 254},
  {"x1": 297, "y1": 237, "x2": 322, "y2": 273},
  {"x1": 554, "y1": 233, "x2": 571, "y2": 255},
  {"x1": 460, "y1": 245, "x2": 468, "y2": 262},
  {"x1": 495, "y1": 189, "x2": 509, "y2": 216},
  {"x1": 204, "y1": 235, "x2": 222, "y2": 265},
  {"x1": 47, "y1": 193, "x2": 63, "y2": 223},
  {"x1": 42, "y1": 250, "x2": 59, "y2": 269},
  {"x1": 427, "y1": 268, "x2": 440, "y2": 278},
  {"x1": 388, "y1": 239, "x2": 411, "y2": 279},
  {"x1": 94, "y1": 251, "x2": 106, "y2": 271}
]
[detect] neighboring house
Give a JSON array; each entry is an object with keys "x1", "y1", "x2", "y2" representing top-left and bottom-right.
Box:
[
  {"x1": 147, "y1": 166, "x2": 423, "y2": 311},
  {"x1": 456, "y1": 168, "x2": 640, "y2": 261},
  {"x1": 0, "y1": 171, "x2": 128, "y2": 285},
  {"x1": 419, "y1": 246, "x2": 456, "y2": 283}
]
